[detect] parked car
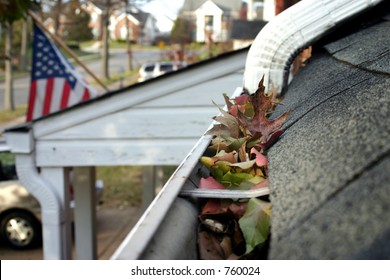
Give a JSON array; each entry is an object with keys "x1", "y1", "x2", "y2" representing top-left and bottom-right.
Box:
[
  {"x1": 0, "y1": 150, "x2": 104, "y2": 250},
  {"x1": 137, "y1": 61, "x2": 187, "y2": 82}
]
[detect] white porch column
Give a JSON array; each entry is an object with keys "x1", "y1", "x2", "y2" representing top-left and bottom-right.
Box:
[
  {"x1": 73, "y1": 167, "x2": 97, "y2": 260},
  {"x1": 40, "y1": 166, "x2": 73, "y2": 259}
]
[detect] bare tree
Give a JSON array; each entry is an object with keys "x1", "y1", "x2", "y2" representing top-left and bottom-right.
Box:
[
  {"x1": 53, "y1": 0, "x2": 63, "y2": 36},
  {"x1": 4, "y1": 22, "x2": 14, "y2": 110},
  {"x1": 123, "y1": 0, "x2": 133, "y2": 71},
  {"x1": 89, "y1": 0, "x2": 119, "y2": 80},
  {"x1": 101, "y1": 0, "x2": 110, "y2": 79},
  {"x1": 0, "y1": 0, "x2": 34, "y2": 110},
  {"x1": 19, "y1": 16, "x2": 29, "y2": 71}
]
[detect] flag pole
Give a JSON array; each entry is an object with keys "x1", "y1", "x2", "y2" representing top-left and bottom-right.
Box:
[{"x1": 27, "y1": 10, "x2": 109, "y2": 92}]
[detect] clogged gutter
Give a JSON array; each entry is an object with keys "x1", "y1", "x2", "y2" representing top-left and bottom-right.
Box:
[{"x1": 197, "y1": 77, "x2": 289, "y2": 259}]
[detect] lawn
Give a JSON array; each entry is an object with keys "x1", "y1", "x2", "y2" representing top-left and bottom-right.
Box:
[{"x1": 0, "y1": 105, "x2": 27, "y2": 123}]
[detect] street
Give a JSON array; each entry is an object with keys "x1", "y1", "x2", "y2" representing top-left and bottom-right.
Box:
[{"x1": 0, "y1": 48, "x2": 164, "y2": 109}]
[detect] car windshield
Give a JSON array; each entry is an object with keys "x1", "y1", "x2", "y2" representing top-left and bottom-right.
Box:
[
  {"x1": 160, "y1": 64, "x2": 173, "y2": 72},
  {"x1": 144, "y1": 65, "x2": 155, "y2": 72}
]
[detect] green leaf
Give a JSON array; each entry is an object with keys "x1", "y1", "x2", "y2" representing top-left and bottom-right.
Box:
[
  {"x1": 229, "y1": 159, "x2": 256, "y2": 170},
  {"x1": 238, "y1": 198, "x2": 271, "y2": 253},
  {"x1": 221, "y1": 171, "x2": 253, "y2": 189},
  {"x1": 227, "y1": 137, "x2": 248, "y2": 151}
]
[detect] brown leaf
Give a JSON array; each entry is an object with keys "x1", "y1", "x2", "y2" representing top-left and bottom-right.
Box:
[
  {"x1": 198, "y1": 230, "x2": 225, "y2": 260},
  {"x1": 220, "y1": 237, "x2": 233, "y2": 258},
  {"x1": 237, "y1": 78, "x2": 289, "y2": 142}
]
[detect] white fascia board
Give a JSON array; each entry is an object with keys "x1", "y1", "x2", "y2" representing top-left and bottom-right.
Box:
[
  {"x1": 35, "y1": 138, "x2": 201, "y2": 167},
  {"x1": 4, "y1": 130, "x2": 34, "y2": 154},
  {"x1": 32, "y1": 51, "x2": 246, "y2": 139}
]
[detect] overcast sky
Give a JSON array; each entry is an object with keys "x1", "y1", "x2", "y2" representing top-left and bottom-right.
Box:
[{"x1": 141, "y1": 0, "x2": 185, "y2": 33}]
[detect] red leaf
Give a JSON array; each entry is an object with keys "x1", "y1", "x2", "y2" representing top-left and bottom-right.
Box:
[
  {"x1": 198, "y1": 177, "x2": 226, "y2": 190},
  {"x1": 201, "y1": 199, "x2": 223, "y2": 215},
  {"x1": 258, "y1": 130, "x2": 284, "y2": 151},
  {"x1": 250, "y1": 147, "x2": 268, "y2": 167}
]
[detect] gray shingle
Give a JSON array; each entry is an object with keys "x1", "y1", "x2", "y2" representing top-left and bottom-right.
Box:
[{"x1": 268, "y1": 13, "x2": 390, "y2": 259}]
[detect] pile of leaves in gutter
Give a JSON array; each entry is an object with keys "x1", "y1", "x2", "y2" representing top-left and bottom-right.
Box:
[{"x1": 197, "y1": 77, "x2": 289, "y2": 259}]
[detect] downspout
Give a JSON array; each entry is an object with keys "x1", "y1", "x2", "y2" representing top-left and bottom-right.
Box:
[
  {"x1": 5, "y1": 129, "x2": 66, "y2": 259},
  {"x1": 15, "y1": 154, "x2": 62, "y2": 227},
  {"x1": 244, "y1": 0, "x2": 384, "y2": 95}
]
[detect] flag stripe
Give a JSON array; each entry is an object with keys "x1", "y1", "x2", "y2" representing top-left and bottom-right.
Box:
[
  {"x1": 60, "y1": 82, "x2": 72, "y2": 109},
  {"x1": 35, "y1": 80, "x2": 47, "y2": 120},
  {"x1": 68, "y1": 81, "x2": 84, "y2": 107},
  {"x1": 82, "y1": 88, "x2": 90, "y2": 101},
  {"x1": 50, "y1": 78, "x2": 65, "y2": 113},
  {"x1": 26, "y1": 81, "x2": 37, "y2": 122},
  {"x1": 42, "y1": 78, "x2": 54, "y2": 116}
]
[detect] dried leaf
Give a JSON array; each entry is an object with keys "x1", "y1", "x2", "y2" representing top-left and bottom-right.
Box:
[
  {"x1": 258, "y1": 130, "x2": 284, "y2": 151},
  {"x1": 237, "y1": 79, "x2": 289, "y2": 142},
  {"x1": 229, "y1": 159, "x2": 256, "y2": 170},
  {"x1": 198, "y1": 230, "x2": 225, "y2": 260},
  {"x1": 198, "y1": 177, "x2": 225, "y2": 190},
  {"x1": 250, "y1": 178, "x2": 269, "y2": 190},
  {"x1": 250, "y1": 147, "x2": 268, "y2": 167}
]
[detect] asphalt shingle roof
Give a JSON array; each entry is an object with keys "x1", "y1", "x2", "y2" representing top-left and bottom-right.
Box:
[{"x1": 267, "y1": 5, "x2": 390, "y2": 259}]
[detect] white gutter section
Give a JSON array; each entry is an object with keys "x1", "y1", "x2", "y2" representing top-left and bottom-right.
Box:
[
  {"x1": 5, "y1": 131, "x2": 69, "y2": 259},
  {"x1": 15, "y1": 154, "x2": 62, "y2": 224},
  {"x1": 244, "y1": 0, "x2": 384, "y2": 95}
]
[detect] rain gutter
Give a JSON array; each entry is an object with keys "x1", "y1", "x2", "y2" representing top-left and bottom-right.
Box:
[{"x1": 244, "y1": 0, "x2": 385, "y2": 95}]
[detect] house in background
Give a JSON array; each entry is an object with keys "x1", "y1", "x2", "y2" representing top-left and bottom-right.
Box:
[
  {"x1": 80, "y1": 1, "x2": 104, "y2": 40},
  {"x1": 230, "y1": 1, "x2": 267, "y2": 49},
  {"x1": 109, "y1": 7, "x2": 158, "y2": 45},
  {"x1": 43, "y1": 17, "x2": 57, "y2": 34},
  {"x1": 230, "y1": 19, "x2": 267, "y2": 49},
  {"x1": 194, "y1": 0, "x2": 235, "y2": 42},
  {"x1": 179, "y1": 0, "x2": 270, "y2": 44},
  {"x1": 79, "y1": 1, "x2": 158, "y2": 45},
  {"x1": 180, "y1": 0, "x2": 242, "y2": 43}
]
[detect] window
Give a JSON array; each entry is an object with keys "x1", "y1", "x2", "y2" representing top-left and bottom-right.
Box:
[{"x1": 205, "y1": 15, "x2": 214, "y2": 28}]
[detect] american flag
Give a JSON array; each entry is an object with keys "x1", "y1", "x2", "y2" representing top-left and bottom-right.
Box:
[{"x1": 26, "y1": 23, "x2": 98, "y2": 121}]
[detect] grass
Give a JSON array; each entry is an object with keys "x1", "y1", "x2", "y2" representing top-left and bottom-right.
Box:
[
  {"x1": 0, "y1": 105, "x2": 27, "y2": 123},
  {"x1": 96, "y1": 166, "x2": 143, "y2": 208},
  {"x1": 96, "y1": 165, "x2": 177, "y2": 209}
]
